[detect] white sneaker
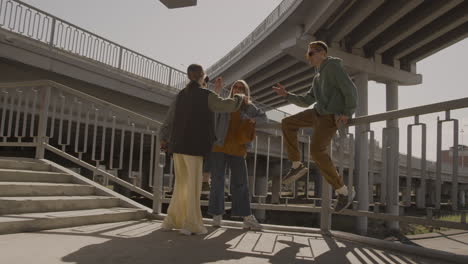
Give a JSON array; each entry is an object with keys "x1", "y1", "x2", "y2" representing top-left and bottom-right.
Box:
[
  {"x1": 195, "y1": 227, "x2": 208, "y2": 235},
  {"x1": 243, "y1": 215, "x2": 262, "y2": 231},
  {"x1": 160, "y1": 222, "x2": 173, "y2": 232},
  {"x1": 212, "y1": 215, "x2": 222, "y2": 227},
  {"x1": 179, "y1": 229, "x2": 192, "y2": 236}
]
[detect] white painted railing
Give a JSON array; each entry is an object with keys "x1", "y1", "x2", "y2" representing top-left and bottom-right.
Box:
[{"x1": 0, "y1": 80, "x2": 165, "y2": 213}]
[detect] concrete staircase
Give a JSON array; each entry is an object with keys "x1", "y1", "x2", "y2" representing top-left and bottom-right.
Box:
[{"x1": 0, "y1": 157, "x2": 149, "y2": 234}]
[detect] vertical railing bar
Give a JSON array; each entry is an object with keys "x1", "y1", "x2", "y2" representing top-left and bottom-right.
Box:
[
  {"x1": 252, "y1": 135, "x2": 258, "y2": 196},
  {"x1": 306, "y1": 135, "x2": 311, "y2": 199},
  {"x1": 118, "y1": 124, "x2": 125, "y2": 170},
  {"x1": 148, "y1": 129, "x2": 155, "y2": 187},
  {"x1": 35, "y1": 86, "x2": 50, "y2": 159},
  {"x1": 452, "y1": 119, "x2": 459, "y2": 210},
  {"x1": 406, "y1": 124, "x2": 413, "y2": 206},
  {"x1": 138, "y1": 130, "x2": 144, "y2": 187},
  {"x1": 128, "y1": 122, "x2": 135, "y2": 179},
  {"x1": 368, "y1": 130, "x2": 375, "y2": 204},
  {"x1": 48, "y1": 94, "x2": 56, "y2": 138},
  {"x1": 6, "y1": 88, "x2": 14, "y2": 138},
  {"x1": 14, "y1": 90, "x2": 22, "y2": 139},
  {"x1": 109, "y1": 115, "x2": 116, "y2": 169},
  {"x1": 0, "y1": 90, "x2": 8, "y2": 140},
  {"x1": 29, "y1": 88, "x2": 38, "y2": 137},
  {"x1": 420, "y1": 123, "x2": 427, "y2": 207},
  {"x1": 436, "y1": 117, "x2": 443, "y2": 209},
  {"x1": 74, "y1": 99, "x2": 82, "y2": 154},
  {"x1": 100, "y1": 110, "x2": 107, "y2": 162},
  {"x1": 57, "y1": 94, "x2": 65, "y2": 149},
  {"x1": 91, "y1": 106, "x2": 98, "y2": 160},
  {"x1": 22, "y1": 89, "x2": 31, "y2": 139}
]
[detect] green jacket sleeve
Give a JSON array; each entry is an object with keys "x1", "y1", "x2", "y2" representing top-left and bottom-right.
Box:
[
  {"x1": 330, "y1": 62, "x2": 357, "y2": 117},
  {"x1": 286, "y1": 88, "x2": 316, "y2": 108},
  {"x1": 208, "y1": 92, "x2": 244, "y2": 112}
]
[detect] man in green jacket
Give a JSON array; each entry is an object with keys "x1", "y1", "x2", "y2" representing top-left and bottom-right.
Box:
[{"x1": 272, "y1": 41, "x2": 357, "y2": 212}]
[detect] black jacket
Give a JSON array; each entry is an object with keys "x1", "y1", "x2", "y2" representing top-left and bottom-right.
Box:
[{"x1": 168, "y1": 81, "x2": 215, "y2": 156}]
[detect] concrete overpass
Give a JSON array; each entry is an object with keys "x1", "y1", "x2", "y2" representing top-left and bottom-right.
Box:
[{"x1": 206, "y1": 0, "x2": 467, "y2": 108}]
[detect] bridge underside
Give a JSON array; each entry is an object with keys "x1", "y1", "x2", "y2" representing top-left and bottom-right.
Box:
[{"x1": 208, "y1": 0, "x2": 468, "y2": 109}]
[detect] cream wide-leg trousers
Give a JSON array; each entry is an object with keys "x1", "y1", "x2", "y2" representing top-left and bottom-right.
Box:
[{"x1": 161, "y1": 153, "x2": 207, "y2": 234}]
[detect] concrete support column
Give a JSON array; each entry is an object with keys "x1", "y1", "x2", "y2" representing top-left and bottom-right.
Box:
[
  {"x1": 459, "y1": 190, "x2": 466, "y2": 207},
  {"x1": 442, "y1": 183, "x2": 451, "y2": 196},
  {"x1": 416, "y1": 183, "x2": 426, "y2": 208},
  {"x1": 427, "y1": 180, "x2": 436, "y2": 205},
  {"x1": 385, "y1": 81, "x2": 399, "y2": 230},
  {"x1": 354, "y1": 72, "x2": 369, "y2": 235}
]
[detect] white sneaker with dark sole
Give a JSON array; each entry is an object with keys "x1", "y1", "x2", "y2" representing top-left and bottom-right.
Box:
[
  {"x1": 282, "y1": 164, "x2": 308, "y2": 185},
  {"x1": 334, "y1": 187, "x2": 356, "y2": 213},
  {"x1": 243, "y1": 215, "x2": 262, "y2": 231},
  {"x1": 212, "y1": 215, "x2": 222, "y2": 227}
]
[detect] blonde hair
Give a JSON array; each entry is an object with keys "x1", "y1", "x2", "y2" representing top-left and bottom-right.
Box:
[{"x1": 229, "y1": 80, "x2": 251, "y2": 103}]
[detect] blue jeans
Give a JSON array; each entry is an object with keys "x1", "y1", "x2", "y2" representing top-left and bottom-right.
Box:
[{"x1": 207, "y1": 152, "x2": 251, "y2": 217}]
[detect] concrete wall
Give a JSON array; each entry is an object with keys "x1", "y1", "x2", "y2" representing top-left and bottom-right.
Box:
[{"x1": 0, "y1": 58, "x2": 169, "y2": 122}]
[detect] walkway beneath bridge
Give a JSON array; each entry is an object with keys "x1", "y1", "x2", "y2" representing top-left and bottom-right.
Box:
[{"x1": 0, "y1": 220, "x2": 465, "y2": 264}]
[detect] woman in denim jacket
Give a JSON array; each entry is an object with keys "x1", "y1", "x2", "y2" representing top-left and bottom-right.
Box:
[{"x1": 208, "y1": 79, "x2": 267, "y2": 230}]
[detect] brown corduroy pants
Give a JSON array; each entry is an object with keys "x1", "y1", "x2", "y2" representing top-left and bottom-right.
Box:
[{"x1": 281, "y1": 109, "x2": 344, "y2": 190}]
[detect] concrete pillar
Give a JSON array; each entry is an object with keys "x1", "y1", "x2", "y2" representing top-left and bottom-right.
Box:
[
  {"x1": 427, "y1": 180, "x2": 436, "y2": 205},
  {"x1": 416, "y1": 183, "x2": 425, "y2": 208},
  {"x1": 459, "y1": 190, "x2": 466, "y2": 207},
  {"x1": 354, "y1": 72, "x2": 369, "y2": 235},
  {"x1": 442, "y1": 183, "x2": 451, "y2": 196},
  {"x1": 270, "y1": 161, "x2": 281, "y2": 204},
  {"x1": 254, "y1": 176, "x2": 267, "y2": 221},
  {"x1": 385, "y1": 81, "x2": 399, "y2": 230}
]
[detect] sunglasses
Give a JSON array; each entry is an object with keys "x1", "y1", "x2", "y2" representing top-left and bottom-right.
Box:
[{"x1": 307, "y1": 49, "x2": 322, "y2": 57}]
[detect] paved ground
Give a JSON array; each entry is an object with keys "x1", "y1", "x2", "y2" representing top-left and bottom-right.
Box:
[
  {"x1": 405, "y1": 229, "x2": 468, "y2": 255},
  {"x1": 0, "y1": 220, "x2": 460, "y2": 264}
]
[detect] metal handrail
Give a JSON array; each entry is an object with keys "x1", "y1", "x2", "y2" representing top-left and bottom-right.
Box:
[
  {"x1": 1, "y1": 80, "x2": 468, "y2": 233},
  {"x1": 0, "y1": 80, "x2": 162, "y2": 128},
  {"x1": 0, "y1": 80, "x2": 164, "y2": 212},
  {"x1": 0, "y1": 0, "x2": 187, "y2": 89},
  {"x1": 257, "y1": 97, "x2": 468, "y2": 129}
]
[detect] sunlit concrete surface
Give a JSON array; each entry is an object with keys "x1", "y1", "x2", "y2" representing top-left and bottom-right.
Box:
[
  {"x1": 0, "y1": 220, "x2": 454, "y2": 264},
  {"x1": 405, "y1": 229, "x2": 468, "y2": 256}
]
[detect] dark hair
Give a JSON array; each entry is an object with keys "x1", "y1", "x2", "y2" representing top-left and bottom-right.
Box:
[
  {"x1": 187, "y1": 64, "x2": 204, "y2": 81},
  {"x1": 309, "y1": 41, "x2": 328, "y2": 53}
]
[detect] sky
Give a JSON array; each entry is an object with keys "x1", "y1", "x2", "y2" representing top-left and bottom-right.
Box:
[{"x1": 20, "y1": 0, "x2": 468, "y2": 160}]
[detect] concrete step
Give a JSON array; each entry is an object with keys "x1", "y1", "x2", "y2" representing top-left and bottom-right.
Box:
[
  {"x1": 0, "y1": 182, "x2": 95, "y2": 197},
  {"x1": 0, "y1": 207, "x2": 147, "y2": 234},
  {"x1": 0, "y1": 196, "x2": 120, "y2": 215},
  {"x1": 0, "y1": 158, "x2": 52, "y2": 172},
  {"x1": 0, "y1": 169, "x2": 72, "y2": 183}
]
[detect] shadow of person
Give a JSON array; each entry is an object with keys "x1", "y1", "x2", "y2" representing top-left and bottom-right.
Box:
[
  {"x1": 312, "y1": 235, "x2": 352, "y2": 264},
  {"x1": 62, "y1": 225, "x2": 258, "y2": 264},
  {"x1": 269, "y1": 240, "x2": 311, "y2": 264}
]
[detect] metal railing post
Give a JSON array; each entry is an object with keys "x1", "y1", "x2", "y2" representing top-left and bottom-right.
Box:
[
  {"x1": 49, "y1": 18, "x2": 56, "y2": 47},
  {"x1": 320, "y1": 176, "x2": 332, "y2": 233},
  {"x1": 35, "y1": 86, "x2": 51, "y2": 159},
  {"x1": 320, "y1": 142, "x2": 333, "y2": 233},
  {"x1": 118, "y1": 47, "x2": 123, "y2": 70},
  {"x1": 168, "y1": 69, "x2": 173, "y2": 87},
  {"x1": 152, "y1": 135, "x2": 164, "y2": 214}
]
